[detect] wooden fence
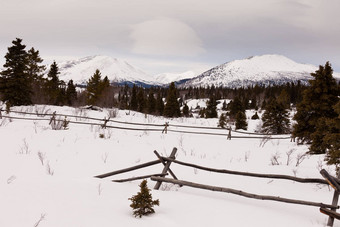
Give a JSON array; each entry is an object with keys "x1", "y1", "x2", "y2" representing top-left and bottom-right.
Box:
[
  {"x1": 95, "y1": 147, "x2": 340, "y2": 226},
  {"x1": 0, "y1": 108, "x2": 291, "y2": 139}
]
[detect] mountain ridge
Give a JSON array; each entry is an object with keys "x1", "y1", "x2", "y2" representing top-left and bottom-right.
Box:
[
  {"x1": 53, "y1": 54, "x2": 340, "y2": 88},
  {"x1": 177, "y1": 54, "x2": 340, "y2": 88}
]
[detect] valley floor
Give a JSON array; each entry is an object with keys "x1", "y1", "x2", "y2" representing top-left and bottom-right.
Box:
[{"x1": 0, "y1": 104, "x2": 338, "y2": 227}]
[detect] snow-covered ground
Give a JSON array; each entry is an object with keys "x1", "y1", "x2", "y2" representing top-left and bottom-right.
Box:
[{"x1": 0, "y1": 104, "x2": 338, "y2": 227}]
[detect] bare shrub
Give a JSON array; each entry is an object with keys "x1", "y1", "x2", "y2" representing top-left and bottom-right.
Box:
[
  {"x1": 0, "y1": 118, "x2": 9, "y2": 127},
  {"x1": 286, "y1": 149, "x2": 295, "y2": 166},
  {"x1": 160, "y1": 182, "x2": 178, "y2": 191},
  {"x1": 101, "y1": 152, "x2": 109, "y2": 164},
  {"x1": 7, "y1": 175, "x2": 16, "y2": 184},
  {"x1": 244, "y1": 151, "x2": 250, "y2": 162},
  {"x1": 98, "y1": 183, "x2": 103, "y2": 196},
  {"x1": 33, "y1": 213, "x2": 46, "y2": 227},
  {"x1": 46, "y1": 161, "x2": 54, "y2": 176},
  {"x1": 37, "y1": 151, "x2": 46, "y2": 165},
  {"x1": 270, "y1": 152, "x2": 281, "y2": 165},
  {"x1": 296, "y1": 153, "x2": 308, "y2": 167},
  {"x1": 19, "y1": 139, "x2": 30, "y2": 154},
  {"x1": 316, "y1": 158, "x2": 324, "y2": 172},
  {"x1": 107, "y1": 108, "x2": 118, "y2": 118},
  {"x1": 73, "y1": 108, "x2": 88, "y2": 121},
  {"x1": 34, "y1": 105, "x2": 50, "y2": 117},
  {"x1": 50, "y1": 117, "x2": 63, "y2": 130},
  {"x1": 292, "y1": 168, "x2": 298, "y2": 177},
  {"x1": 259, "y1": 135, "x2": 271, "y2": 147}
]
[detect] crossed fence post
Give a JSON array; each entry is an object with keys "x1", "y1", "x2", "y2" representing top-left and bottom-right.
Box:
[
  {"x1": 101, "y1": 117, "x2": 110, "y2": 129},
  {"x1": 162, "y1": 122, "x2": 169, "y2": 134},
  {"x1": 49, "y1": 111, "x2": 56, "y2": 129}
]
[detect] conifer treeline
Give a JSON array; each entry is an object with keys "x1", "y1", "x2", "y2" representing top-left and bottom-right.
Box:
[{"x1": 1, "y1": 38, "x2": 339, "y2": 165}]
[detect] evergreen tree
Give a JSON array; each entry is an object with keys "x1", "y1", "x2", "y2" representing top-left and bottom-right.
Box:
[
  {"x1": 137, "y1": 88, "x2": 145, "y2": 113},
  {"x1": 222, "y1": 100, "x2": 228, "y2": 111},
  {"x1": 155, "y1": 91, "x2": 164, "y2": 116},
  {"x1": 164, "y1": 82, "x2": 181, "y2": 118},
  {"x1": 235, "y1": 111, "x2": 247, "y2": 130},
  {"x1": 86, "y1": 69, "x2": 103, "y2": 105},
  {"x1": 27, "y1": 47, "x2": 46, "y2": 104},
  {"x1": 66, "y1": 80, "x2": 77, "y2": 106},
  {"x1": 147, "y1": 91, "x2": 156, "y2": 114},
  {"x1": 277, "y1": 89, "x2": 290, "y2": 109},
  {"x1": 205, "y1": 96, "x2": 218, "y2": 118},
  {"x1": 251, "y1": 112, "x2": 260, "y2": 120},
  {"x1": 46, "y1": 61, "x2": 62, "y2": 105},
  {"x1": 218, "y1": 113, "x2": 227, "y2": 128},
  {"x1": 324, "y1": 101, "x2": 340, "y2": 166},
  {"x1": 261, "y1": 99, "x2": 290, "y2": 134},
  {"x1": 0, "y1": 38, "x2": 31, "y2": 106},
  {"x1": 228, "y1": 97, "x2": 245, "y2": 119},
  {"x1": 128, "y1": 180, "x2": 159, "y2": 218},
  {"x1": 293, "y1": 62, "x2": 339, "y2": 154},
  {"x1": 130, "y1": 85, "x2": 138, "y2": 111},
  {"x1": 182, "y1": 103, "x2": 189, "y2": 117}
]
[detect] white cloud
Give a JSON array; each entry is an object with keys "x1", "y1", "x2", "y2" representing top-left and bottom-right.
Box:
[{"x1": 130, "y1": 18, "x2": 205, "y2": 57}]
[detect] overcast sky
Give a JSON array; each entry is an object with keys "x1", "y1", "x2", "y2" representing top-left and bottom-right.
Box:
[{"x1": 1, "y1": 0, "x2": 340, "y2": 75}]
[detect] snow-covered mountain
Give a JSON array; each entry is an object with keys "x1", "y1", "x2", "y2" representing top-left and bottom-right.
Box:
[
  {"x1": 154, "y1": 71, "x2": 196, "y2": 84},
  {"x1": 178, "y1": 54, "x2": 340, "y2": 88},
  {"x1": 57, "y1": 55, "x2": 158, "y2": 86}
]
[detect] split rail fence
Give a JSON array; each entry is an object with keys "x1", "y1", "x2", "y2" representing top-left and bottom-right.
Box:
[
  {"x1": 0, "y1": 108, "x2": 291, "y2": 139},
  {"x1": 96, "y1": 147, "x2": 340, "y2": 226}
]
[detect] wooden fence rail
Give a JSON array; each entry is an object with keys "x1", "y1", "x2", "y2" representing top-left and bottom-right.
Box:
[
  {"x1": 150, "y1": 176, "x2": 338, "y2": 209},
  {"x1": 92, "y1": 146, "x2": 340, "y2": 226}
]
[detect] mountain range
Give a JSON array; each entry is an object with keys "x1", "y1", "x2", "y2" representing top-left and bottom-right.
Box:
[{"x1": 56, "y1": 54, "x2": 340, "y2": 88}]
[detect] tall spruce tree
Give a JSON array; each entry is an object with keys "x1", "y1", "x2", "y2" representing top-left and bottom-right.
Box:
[
  {"x1": 164, "y1": 82, "x2": 181, "y2": 118},
  {"x1": 235, "y1": 111, "x2": 247, "y2": 130},
  {"x1": 137, "y1": 88, "x2": 145, "y2": 113},
  {"x1": 228, "y1": 96, "x2": 245, "y2": 119},
  {"x1": 324, "y1": 101, "x2": 340, "y2": 166},
  {"x1": 46, "y1": 61, "x2": 62, "y2": 105},
  {"x1": 27, "y1": 47, "x2": 46, "y2": 104},
  {"x1": 0, "y1": 38, "x2": 31, "y2": 106},
  {"x1": 155, "y1": 91, "x2": 164, "y2": 116},
  {"x1": 130, "y1": 85, "x2": 138, "y2": 111},
  {"x1": 86, "y1": 69, "x2": 103, "y2": 105},
  {"x1": 293, "y1": 62, "x2": 339, "y2": 154},
  {"x1": 205, "y1": 96, "x2": 218, "y2": 118},
  {"x1": 66, "y1": 80, "x2": 77, "y2": 106},
  {"x1": 261, "y1": 99, "x2": 290, "y2": 134},
  {"x1": 147, "y1": 91, "x2": 156, "y2": 114}
]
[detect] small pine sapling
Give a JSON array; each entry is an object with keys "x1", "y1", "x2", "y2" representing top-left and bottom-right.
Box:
[{"x1": 129, "y1": 180, "x2": 159, "y2": 218}]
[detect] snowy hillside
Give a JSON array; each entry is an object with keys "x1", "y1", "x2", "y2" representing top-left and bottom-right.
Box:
[
  {"x1": 1, "y1": 103, "x2": 339, "y2": 227},
  {"x1": 154, "y1": 71, "x2": 196, "y2": 84},
  {"x1": 179, "y1": 54, "x2": 340, "y2": 88},
  {"x1": 56, "y1": 55, "x2": 158, "y2": 86}
]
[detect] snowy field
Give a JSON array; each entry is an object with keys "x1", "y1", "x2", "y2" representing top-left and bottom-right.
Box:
[{"x1": 0, "y1": 103, "x2": 338, "y2": 227}]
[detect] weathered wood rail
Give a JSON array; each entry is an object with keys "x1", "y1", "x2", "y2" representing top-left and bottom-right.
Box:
[
  {"x1": 150, "y1": 176, "x2": 337, "y2": 209},
  {"x1": 95, "y1": 147, "x2": 340, "y2": 226}
]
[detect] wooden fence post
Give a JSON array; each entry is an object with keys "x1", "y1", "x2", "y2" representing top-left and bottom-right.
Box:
[
  {"x1": 162, "y1": 122, "x2": 169, "y2": 134},
  {"x1": 49, "y1": 111, "x2": 56, "y2": 127},
  {"x1": 154, "y1": 150, "x2": 179, "y2": 181},
  {"x1": 154, "y1": 147, "x2": 177, "y2": 190},
  {"x1": 101, "y1": 117, "x2": 110, "y2": 129},
  {"x1": 327, "y1": 171, "x2": 340, "y2": 226}
]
